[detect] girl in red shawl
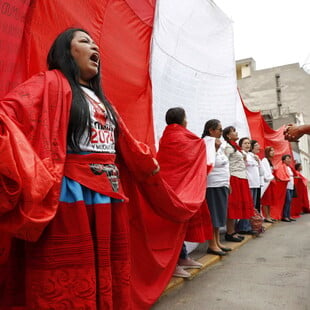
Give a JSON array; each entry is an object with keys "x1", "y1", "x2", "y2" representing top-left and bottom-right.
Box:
[{"x1": 0, "y1": 28, "x2": 159, "y2": 310}]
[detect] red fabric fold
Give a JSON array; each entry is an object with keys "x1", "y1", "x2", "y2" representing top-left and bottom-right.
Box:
[
  {"x1": 291, "y1": 170, "x2": 310, "y2": 216},
  {"x1": 0, "y1": 113, "x2": 55, "y2": 241},
  {"x1": 0, "y1": 71, "x2": 71, "y2": 241}
]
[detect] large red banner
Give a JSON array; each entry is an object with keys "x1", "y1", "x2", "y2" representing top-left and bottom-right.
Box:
[
  {"x1": 0, "y1": 0, "x2": 156, "y2": 149},
  {"x1": 0, "y1": 1, "x2": 297, "y2": 308}
]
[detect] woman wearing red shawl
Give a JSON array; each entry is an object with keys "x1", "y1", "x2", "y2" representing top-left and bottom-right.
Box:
[
  {"x1": 0, "y1": 28, "x2": 160, "y2": 310},
  {"x1": 291, "y1": 163, "x2": 310, "y2": 216},
  {"x1": 222, "y1": 126, "x2": 254, "y2": 242},
  {"x1": 157, "y1": 107, "x2": 212, "y2": 278},
  {"x1": 280, "y1": 154, "x2": 295, "y2": 222}
]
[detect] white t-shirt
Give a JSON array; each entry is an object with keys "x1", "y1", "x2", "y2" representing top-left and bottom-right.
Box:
[
  {"x1": 261, "y1": 157, "x2": 275, "y2": 196},
  {"x1": 261, "y1": 158, "x2": 274, "y2": 182},
  {"x1": 245, "y1": 152, "x2": 262, "y2": 188},
  {"x1": 207, "y1": 146, "x2": 230, "y2": 188},
  {"x1": 76, "y1": 86, "x2": 116, "y2": 153},
  {"x1": 286, "y1": 166, "x2": 294, "y2": 190}
]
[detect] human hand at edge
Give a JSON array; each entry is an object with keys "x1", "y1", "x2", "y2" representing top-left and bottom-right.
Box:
[
  {"x1": 284, "y1": 124, "x2": 302, "y2": 142},
  {"x1": 151, "y1": 158, "x2": 160, "y2": 175}
]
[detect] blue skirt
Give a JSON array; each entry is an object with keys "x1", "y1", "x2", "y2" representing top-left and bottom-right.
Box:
[{"x1": 206, "y1": 186, "x2": 229, "y2": 227}]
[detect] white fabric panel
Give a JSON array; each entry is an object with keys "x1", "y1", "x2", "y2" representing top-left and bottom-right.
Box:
[{"x1": 151, "y1": 0, "x2": 250, "y2": 146}]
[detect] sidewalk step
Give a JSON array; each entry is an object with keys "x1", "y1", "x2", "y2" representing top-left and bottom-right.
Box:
[{"x1": 161, "y1": 222, "x2": 274, "y2": 296}]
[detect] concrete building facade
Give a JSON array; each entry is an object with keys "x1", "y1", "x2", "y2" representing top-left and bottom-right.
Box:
[{"x1": 236, "y1": 58, "x2": 310, "y2": 180}]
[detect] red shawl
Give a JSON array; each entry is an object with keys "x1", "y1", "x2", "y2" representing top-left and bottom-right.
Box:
[
  {"x1": 228, "y1": 139, "x2": 242, "y2": 152},
  {"x1": 291, "y1": 170, "x2": 310, "y2": 216},
  {"x1": 0, "y1": 70, "x2": 210, "y2": 309},
  {"x1": 157, "y1": 124, "x2": 213, "y2": 242},
  {"x1": 270, "y1": 162, "x2": 290, "y2": 220}
]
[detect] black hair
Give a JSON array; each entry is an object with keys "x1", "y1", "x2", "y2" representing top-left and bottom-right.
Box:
[
  {"x1": 250, "y1": 140, "x2": 258, "y2": 152},
  {"x1": 295, "y1": 163, "x2": 302, "y2": 170},
  {"x1": 201, "y1": 119, "x2": 221, "y2": 138},
  {"x1": 282, "y1": 154, "x2": 291, "y2": 161},
  {"x1": 47, "y1": 28, "x2": 118, "y2": 152},
  {"x1": 223, "y1": 126, "x2": 237, "y2": 151},
  {"x1": 165, "y1": 107, "x2": 186, "y2": 125},
  {"x1": 264, "y1": 146, "x2": 274, "y2": 167},
  {"x1": 238, "y1": 137, "x2": 250, "y2": 148}
]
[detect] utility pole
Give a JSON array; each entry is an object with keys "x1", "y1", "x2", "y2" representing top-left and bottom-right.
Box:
[{"x1": 275, "y1": 73, "x2": 282, "y2": 116}]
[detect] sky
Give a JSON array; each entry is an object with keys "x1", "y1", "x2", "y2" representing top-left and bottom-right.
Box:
[{"x1": 214, "y1": 0, "x2": 310, "y2": 70}]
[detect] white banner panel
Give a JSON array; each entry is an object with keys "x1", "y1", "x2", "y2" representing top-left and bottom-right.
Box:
[{"x1": 151, "y1": 0, "x2": 250, "y2": 145}]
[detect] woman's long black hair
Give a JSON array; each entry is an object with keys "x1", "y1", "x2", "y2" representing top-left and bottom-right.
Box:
[
  {"x1": 264, "y1": 146, "x2": 274, "y2": 167},
  {"x1": 47, "y1": 28, "x2": 118, "y2": 152},
  {"x1": 250, "y1": 139, "x2": 258, "y2": 152},
  {"x1": 222, "y1": 126, "x2": 237, "y2": 151},
  {"x1": 201, "y1": 119, "x2": 220, "y2": 138},
  {"x1": 238, "y1": 137, "x2": 250, "y2": 148}
]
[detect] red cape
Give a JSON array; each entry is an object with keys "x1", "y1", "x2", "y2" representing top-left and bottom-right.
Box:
[
  {"x1": 0, "y1": 70, "x2": 210, "y2": 309},
  {"x1": 291, "y1": 170, "x2": 310, "y2": 216},
  {"x1": 269, "y1": 162, "x2": 289, "y2": 220},
  {"x1": 157, "y1": 124, "x2": 213, "y2": 242}
]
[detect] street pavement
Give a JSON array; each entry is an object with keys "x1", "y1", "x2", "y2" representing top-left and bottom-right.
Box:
[{"x1": 152, "y1": 214, "x2": 310, "y2": 310}]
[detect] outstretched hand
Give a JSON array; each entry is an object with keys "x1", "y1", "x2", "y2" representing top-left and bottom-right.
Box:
[
  {"x1": 284, "y1": 124, "x2": 302, "y2": 142},
  {"x1": 151, "y1": 158, "x2": 160, "y2": 175}
]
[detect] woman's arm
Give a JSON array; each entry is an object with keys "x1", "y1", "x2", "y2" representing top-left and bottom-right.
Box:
[{"x1": 284, "y1": 124, "x2": 310, "y2": 141}]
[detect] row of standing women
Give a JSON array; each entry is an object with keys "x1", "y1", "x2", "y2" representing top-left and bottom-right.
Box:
[
  {"x1": 161, "y1": 110, "x2": 309, "y2": 279},
  {"x1": 202, "y1": 119, "x2": 308, "y2": 256}
]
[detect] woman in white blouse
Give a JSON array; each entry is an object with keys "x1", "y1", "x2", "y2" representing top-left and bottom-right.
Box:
[
  {"x1": 261, "y1": 146, "x2": 276, "y2": 223},
  {"x1": 202, "y1": 119, "x2": 231, "y2": 255}
]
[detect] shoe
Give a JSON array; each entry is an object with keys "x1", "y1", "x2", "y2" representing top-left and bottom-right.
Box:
[
  {"x1": 178, "y1": 257, "x2": 203, "y2": 269},
  {"x1": 173, "y1": 265, "x2": 191, "y2": 278},
  {"x1": 238, "y1": 230, "x2": 257, "y2": 235},
  {"x1": 271, "y1": 218, "x2": 277, "y2": 222},
  {"x1": 264, "y1": 219, "x2": 273, "y2": 223},
  {"x1": 289, "y1": 218, "x2": 296, "y2": 222},
  {"x1": 207, "y1": 248, "x2": 227, "y2": 256},
  {"x1": 220, "y1": 246, "x2": 232, "y2": 252},
  {"x1": 233, "y1": 233, "x2": 245, "y2": 240},
  {"x1": 281, "y1": 218, "x2": 291, "y2": 222},
  {"x1": 225, "y1": 233, "x2": 242, "y2": 242}
]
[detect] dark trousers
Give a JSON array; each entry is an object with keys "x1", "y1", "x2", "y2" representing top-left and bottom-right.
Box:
[
  {"x1": 255, "y1": 187, "x2": 261, "y2": 213},
  {"x1": 179, "y1": 243, "x2": 188, "y2": 259},
  {"x1": 283, "y1": 189, "x2": 294, "y2": 218}
]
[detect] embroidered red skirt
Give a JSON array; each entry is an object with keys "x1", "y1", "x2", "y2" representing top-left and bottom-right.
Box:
[{"x1": 1, "y1": 153, "x2": 131, "y2": 310}]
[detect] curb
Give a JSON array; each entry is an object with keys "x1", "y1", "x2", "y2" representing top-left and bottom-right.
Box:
[{"x1": 161, "y1": 222, "x2": 273, "y2": 296}]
